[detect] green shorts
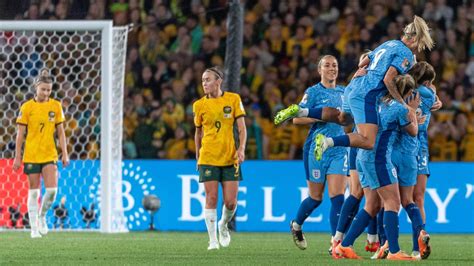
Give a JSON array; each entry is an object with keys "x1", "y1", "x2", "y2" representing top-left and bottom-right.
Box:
[
  {"x1": 198, "y1": 164, "x2": 243, "y2": 183},
  {"x1": 24, "y1": 161, "x2": 56, "y2": 175}
]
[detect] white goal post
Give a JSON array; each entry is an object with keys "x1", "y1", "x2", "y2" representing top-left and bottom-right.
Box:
[{"x1": 0, "y1": 21, "x2": 128, "y2": 233}]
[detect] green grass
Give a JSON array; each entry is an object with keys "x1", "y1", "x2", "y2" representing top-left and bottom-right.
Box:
[{"x1": 0, "y1": 232, "x2": 473, "y2": 265}]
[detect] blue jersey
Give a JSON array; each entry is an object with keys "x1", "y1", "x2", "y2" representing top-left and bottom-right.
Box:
[
  {"x1": 416, "y1": 85, "x2": 436, "y2": 152},
  {"x1": 395, "y1": 131, "x2": 418, "y2": 156},
  {"x1": 299, "y1": 82, "x2": 346, "y2": 157},
  {"x1": 362, "y1": 40, "x2": 415, "y2": 94},
  {"x1": 342, "y1": 77, "x2": 364, "y2": 115},
  {"x1": 395, "y1": 92, "x2": 420, "y2": 155},
  {"x1": 358, "y1": 99, "x2": 411, "y2": 162}
]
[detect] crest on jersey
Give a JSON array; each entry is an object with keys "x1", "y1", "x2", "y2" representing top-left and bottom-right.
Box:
[
  {"x1": 401, "y1": 58, "x2": 410, "y2": 70},
  {"x1": 48, "y1": 111, "x2": 55, "y2": 122},
  {"x1": 223, "y1": 106, "x2": 232, "y2": 118},
  {"x1": 312, "y1": 169, "x2": 321, "y2": 179}
]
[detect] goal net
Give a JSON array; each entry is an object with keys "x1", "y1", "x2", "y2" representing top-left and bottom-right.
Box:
[{"x1": 0, "y1": 21, "x2": 128, "y2": 233}]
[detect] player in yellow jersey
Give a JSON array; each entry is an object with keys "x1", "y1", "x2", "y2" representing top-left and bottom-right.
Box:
[
  {"x1": 193, "y1": 67, "x2": 247, "y2": 250},
  {"x1": 12, "y1": 69, "x2": 69, "y2": 238}
]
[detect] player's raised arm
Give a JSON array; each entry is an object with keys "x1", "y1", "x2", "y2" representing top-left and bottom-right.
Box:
[{"x1": 384, "y1": 66, "x2": 406, "y2": 105}]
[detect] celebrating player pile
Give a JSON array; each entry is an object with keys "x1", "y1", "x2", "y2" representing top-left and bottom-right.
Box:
[{"x1": 275, "y1": 15, "x2": 440, "y2": 260}]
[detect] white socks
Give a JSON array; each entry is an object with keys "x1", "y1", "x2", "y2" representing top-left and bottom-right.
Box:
[
  {"x1": 40, "y1": 188, "x2": 57, "y2": 218},
  {"x1": 292, "y1": 221, "x2": 302, "y2": 230},
  {"x1": 367, "y1": 233, "x2": 379, "y2": 243},
  {"x1": 206, "y1": 206, "x2": 237, "y2": 245},
  {"x1": 28, "y1": 189, "x2": 40, "y2": 231},
  {"x1": 326, "y1": 137, "x2": 335, "y2": 147},
  {"x1": 219, "y1": 205, "x2": 236, "y2": 225},
  {"x1": 334, "y1": 231, "x2": 344, "y2": 242},
  {"x1": 204, "y1": 208, "x2": 218, "y2": 243},
  {"x1": 298, "y1": 108, "x2": 309, "y2": 117},
  {"x1": 29, "y1": 187, "x2": 58, "y2": 232}
]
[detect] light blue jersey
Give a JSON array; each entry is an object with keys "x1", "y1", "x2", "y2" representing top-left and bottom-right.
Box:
[
  {"x1": 348, "y1": 40, "x2": 414, "y2": 125},
  {"x1": 300, "y1": 83, "x2": 347, "y2": 181},
  {"x1": 395, "y1": 131, "x2": 418, "y2": 156},
  {"x1": 395, "y1": 93, "x2": 419, "y2": 156},
  {"x1": 416, "y1": 85, "x2": 436, "y2": 175},
  {"x1": 416, "y1": 85, "x2": 436, "y2": 152},
  {"x1": 392, "y1": 93, "x2": 419, "y2": 186},
  {"x1": 358, "y1": 99, "x2": 411, "y2": 189},
  {"x1": 365, "y1": 40, "x2": 415, "y2": 92},
  {"x1": 392, "y1": 149, "x2": 417, "y2": 186},
  {"x1": 342, "y1": 81, "x2": 354, "y2": 115}
]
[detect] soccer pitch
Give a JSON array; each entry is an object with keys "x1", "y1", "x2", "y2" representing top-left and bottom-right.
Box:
[{"x1": 0, "y1": 232, "x2": 473, "y2": 265}]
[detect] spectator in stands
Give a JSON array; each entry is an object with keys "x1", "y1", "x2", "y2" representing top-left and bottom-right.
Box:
[
  {"x1": 133, "y1": 112, "x2": 156, "y2": 158},
  {"x1": 164, "y1": 125, "x2": 193, "y2": 159}
]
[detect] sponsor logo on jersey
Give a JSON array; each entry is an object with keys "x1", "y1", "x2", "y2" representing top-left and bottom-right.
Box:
[{"x1": 392, "y1": 167, "x2": 398, "y2": 178}]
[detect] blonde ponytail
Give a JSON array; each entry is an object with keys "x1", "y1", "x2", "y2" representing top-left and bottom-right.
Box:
[
  {"x1": 403, "y1": 15, "x2": 434, "y2": 52},
  {"x1": 359, "y1": 49, "x2": 371, "y2": 62},
  {"x1": 40, "y1": 68, "x2": 49, "y2": 77},
  {"x1": 394, "y1": 74, "x2": 416, "y2": 97}
]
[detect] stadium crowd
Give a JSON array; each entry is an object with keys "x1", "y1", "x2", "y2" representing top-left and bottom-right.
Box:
[{"x1": 9, "y1": 0, "x2": 474, "y2": 161}]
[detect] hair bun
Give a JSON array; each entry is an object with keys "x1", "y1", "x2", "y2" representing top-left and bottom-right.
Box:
[{"x1": 40, "y1": 68, "x2": 49, "y2": 77}]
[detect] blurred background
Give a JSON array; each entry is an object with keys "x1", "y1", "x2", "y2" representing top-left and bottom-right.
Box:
[{"x1": 1, "y1": 0, "x2": 472, "y2": 162}]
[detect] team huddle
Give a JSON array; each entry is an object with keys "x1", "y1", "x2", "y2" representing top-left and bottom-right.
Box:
[{"x1": 274, "y1": 15, "x2": 439, "y2": 260}]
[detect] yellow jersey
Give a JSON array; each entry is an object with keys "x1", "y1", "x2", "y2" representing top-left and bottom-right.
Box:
[
  {"x1": 193, "y1": 92, "x2": 246, "y2": 166},
  {"x1": 16, "y1": 98, "x2": 65, "y2": 163}
]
